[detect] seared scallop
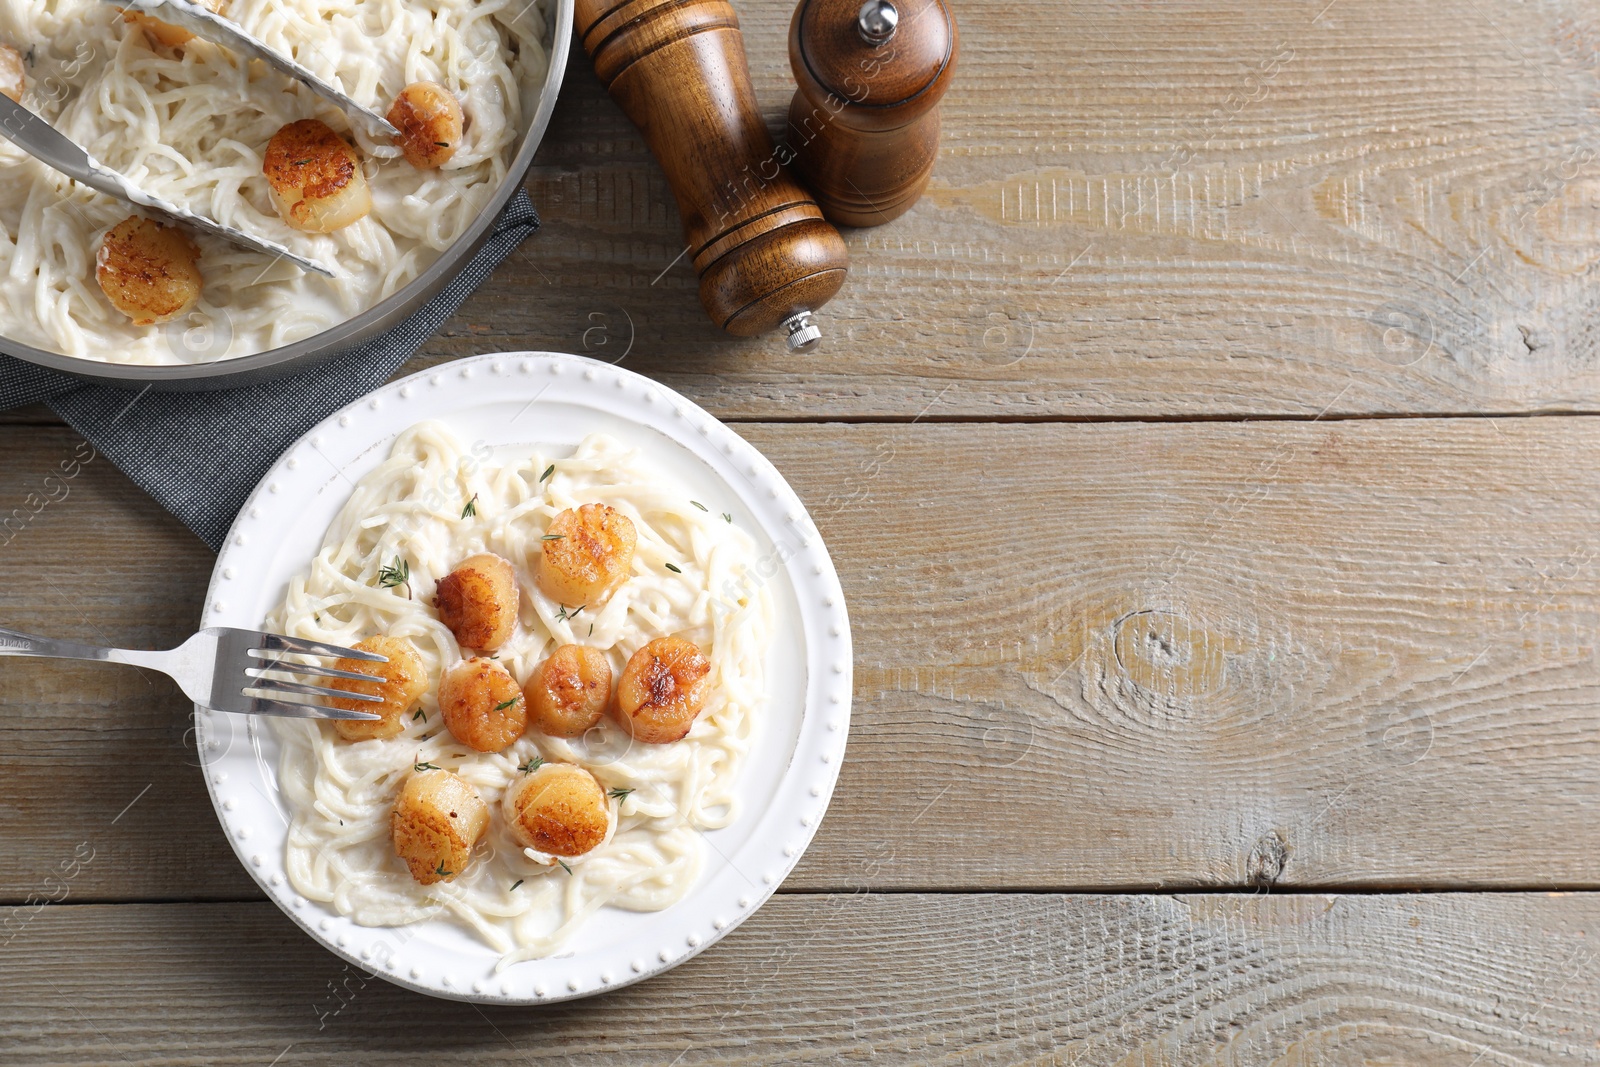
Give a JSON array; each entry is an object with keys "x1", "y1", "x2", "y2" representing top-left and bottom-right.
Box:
[
  {"x1": 438, "y1": 657, "x2": 526, "y2": 752},
  {"x1": 434, "y1": 553, "x2": 517, "y2": 652},
  {"x1": 502, "y1": 762, "x2": 610, "y2": 858},
  {"x1": 536, "y1": 503, "x2": 637, "y2": 609},
  {"x1": 525, "y1": 645, "x2": 611, "y2": 738},
  {"x1": 327, "y1": 635, "x2": 427, "y2": 742},
  {"x1": 391, "y1": 769, "x2": 488, "y2": 885},
  {"x1": 615, "y1": 636, "x2": 711, "y2": 744},
  {"x1": 0, "y1": 44, "x2": 25, "y2": 103},
  {"x1": 95, "y1": 216, "x2": 202, "y2": 326},
  {"x1": 388, "y1": 81, "x2": 464, "y2": 170},
  {"x1": 124, "y1": 0, "x2": 222, "y2": 49},
  {"x1": 263, "y1": 119, "x2": 371, "y2": 233},
  {"x1": 126, "y1": 11, "x2": 194, "y2": 47}
]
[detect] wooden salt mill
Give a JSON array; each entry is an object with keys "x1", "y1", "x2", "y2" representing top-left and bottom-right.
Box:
[
  {"x1": 786, "y1": 0, "x2": 958, "y2": 227},
  {"x1": 575, "y1": 0, "x2": 850, "y2": 350}
]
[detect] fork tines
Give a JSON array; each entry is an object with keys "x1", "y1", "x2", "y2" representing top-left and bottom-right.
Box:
[
  {"x1": 244, "y1": 632, "x2": 389, "y2": 721},
  {"x1": 255, "y1": 633, "x2": 390, "y2": 661}
]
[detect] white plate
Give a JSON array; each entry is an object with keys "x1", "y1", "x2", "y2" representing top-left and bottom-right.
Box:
[{"x1": 197, "y1": 352, "x2": 851, "y2": 1003}]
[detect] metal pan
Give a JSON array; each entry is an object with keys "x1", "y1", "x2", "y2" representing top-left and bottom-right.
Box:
[{"x1": 1, "y1": 0, "x2": 573, "y2": 392}]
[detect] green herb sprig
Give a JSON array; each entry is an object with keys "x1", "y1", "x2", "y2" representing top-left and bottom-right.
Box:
[
  {"x1": 518, "y1": 756, "x2": 545, "y2": 775},
  {"x1": 377, "y1": 555, "x2": 412, "y2": 599},
  {"x1": 461, "y1": 493, "x2": 478, "y2": 519}
]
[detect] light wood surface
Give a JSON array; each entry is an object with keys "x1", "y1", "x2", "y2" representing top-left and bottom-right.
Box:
[
  {"x1": 5, "y1": 0, "x2": 1600, "y2": 1061},
  {"x1": 3, "y1": 895, "x2": 1597, "y2": 1065}
]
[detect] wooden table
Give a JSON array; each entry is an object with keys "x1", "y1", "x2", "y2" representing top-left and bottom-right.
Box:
[{"x1": 5, "y1": 0, "x2": 1600, "y2": 1061}]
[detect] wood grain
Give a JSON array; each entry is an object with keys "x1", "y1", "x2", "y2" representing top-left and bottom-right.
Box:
[
  {"x1": 2, "y1": 894, "x2": 1596, "y2": 1065},
  {"x1": 388, "y1": 0, "x2": 1600, "y2": 418},
  {"x1": 7, "y1": 417, "x2": 1600, "y2": 901}
]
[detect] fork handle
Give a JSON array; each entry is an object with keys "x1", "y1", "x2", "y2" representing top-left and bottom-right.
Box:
[{"x1": 0, "y1": 626, "x2": 160, "y2": 669}]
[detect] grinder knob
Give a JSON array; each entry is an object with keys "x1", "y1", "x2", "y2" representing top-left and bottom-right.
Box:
[
  {"x1": 576, "y1": 0, "x2": 850, "y2": 349},
  {"x1": 786, "y1": 0, "x2": 958, "y2": 227}
]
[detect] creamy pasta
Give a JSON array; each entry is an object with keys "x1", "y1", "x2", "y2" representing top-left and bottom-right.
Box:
[
  {"x1": 0, "y1": 0, "x2": 546, "y2": 363},
  {"x1": 266, "y1": 422, "x2": 774, "y2": 967}
]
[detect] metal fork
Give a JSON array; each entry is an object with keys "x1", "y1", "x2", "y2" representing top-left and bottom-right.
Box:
[{"x1": 0, "y1": 626, "x2": 384, "y2": 720}]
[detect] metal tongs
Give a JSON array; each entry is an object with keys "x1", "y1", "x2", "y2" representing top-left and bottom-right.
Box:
[
  {"x1": 0, "y1": 94, "x2": 333, "y2": 276},
  {"x1": 113, "y1": 0, "x2": 400, "y2": 140}
]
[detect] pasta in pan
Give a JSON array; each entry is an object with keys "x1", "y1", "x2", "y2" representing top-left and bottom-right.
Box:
[
  {"x1": 266, "y1": 422, "x2": 774, "y2": 967},
  {"x1": 0, "y1": 0, "x2": 546, "y2": 364}
]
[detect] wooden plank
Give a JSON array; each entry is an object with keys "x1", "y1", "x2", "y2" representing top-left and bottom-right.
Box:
[
  {"x1": 395, "y1": 0, "x2": 1600, "y2": 418},
  {"x1": 0, "y1": 428, "x2": 260, "y2": 901},
  {"x1": 5, "y1": 417, "x2": 1600, "y2": 900},
  {"x1": 1, "y1": 894, "x2": 1596, "y2": 1064}
]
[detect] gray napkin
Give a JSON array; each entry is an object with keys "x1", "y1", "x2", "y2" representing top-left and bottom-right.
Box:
[{"x1": 0, "y1": 190, "x2": 538, "y2": 550}]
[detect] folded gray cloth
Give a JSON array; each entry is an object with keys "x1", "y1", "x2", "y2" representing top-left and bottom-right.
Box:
[{"x1": 0, "y1": 190, "x2": 538, "y2": 550}]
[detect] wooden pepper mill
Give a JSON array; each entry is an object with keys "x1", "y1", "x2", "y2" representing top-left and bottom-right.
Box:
[
  {"x1": 575, "y1": 0, "x2": 850, "y2": 350},
  {"x1": 786, "y1": 0, "x2": 958, "y2": 227}
]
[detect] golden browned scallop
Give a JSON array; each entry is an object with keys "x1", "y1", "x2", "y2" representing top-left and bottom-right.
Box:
[
  {"x1": 615, "y1": 636, "x2": 711, "y2": 744},
  {"x1": 95, "y1": 216, "x2": 202, "y2": 326},
  {"x1": 525, "y1": 645, "x2": 611, "y2": 738},
  {"x1": 327, "y1": 635, "x2": 427, "y2": 742},
  {"x1": 387, "y1": 81, "x2": 464, "y2": 170},
  {"x1": 536, "y1": 503, "x2": 637, "y2": 609},
  {"x1": 438, "y1": 657, "x2": 526, "y2": 752},
  {"x1": 123, "y1": 0, "x2": 221, "y2": 48},
  {"x1": 263, "y1": 119, "x2": 371, "y2": 233},
  {"x1": 502, "y1": 763, "x2": 610, "y2": 858},
  {"x1": 391, "y1": 769, "x2": 488, "y2": 885},
  {"x1": 0, "y1": 44, "x2": 25, "y2": 103},
  {"x1": 433, "y1": 553, "x2": 517, "y2": 652}
]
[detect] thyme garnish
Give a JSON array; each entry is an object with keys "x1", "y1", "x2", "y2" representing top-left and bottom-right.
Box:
[
  {"x1": 665, "y1": 563, "x2": 682, "y2": 574},
  {"x1": 541, "y1": 534, "x2": 564, "y2": 542},
  {"x1": 557, "y1": 860, "x2": 572, "y2": 875},
  {"x1": 414, "y1": 760, "x2": 439, "y2": 772},
  {"x1": 607, "y1": 787, "x2": 634, "y2": 801},
  {"x1": 377, "y1": 555, "x2": 412, "y2": 599},
  {"x1": 690, "y1": 500, "x2": 708, "y2": 512},
  {"x1": 510, "y1": 879, "x2": 524, "y2": 891},
  {"x1": 494, "y1": 696, "x2": 521, "y2": 712},
  {"x1": 539, "y1": 464, "x2": 555, "y2": 482},
  {"x1": 434, "y1": 861, "x2": 452, "y2": 878},
  {"x1": 518, "y1": 756, "x2": 545, "y2": 774},
  {"x1": 461, "y1": 493, "x2": 478, "y2": 519}
]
